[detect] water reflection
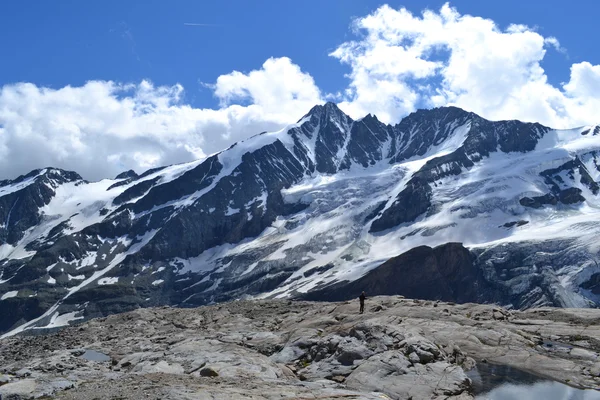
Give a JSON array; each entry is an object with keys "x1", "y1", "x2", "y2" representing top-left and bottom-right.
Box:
[
  {"x1": 476, "y1": 381, "x2": 600, "y2": 400},
  {"x1": 467, "y1": 362, "x2": 600, "y2": 400}
]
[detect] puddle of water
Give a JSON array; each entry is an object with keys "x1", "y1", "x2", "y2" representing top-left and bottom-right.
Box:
[
  {"x1": 543, "y1": 340, "x2": 574, "y2": 349},
  {"x1": 475, "y1": 381, "x2": 600, "y2": 400},
  {"x1": 467, "y1": 363, "x2": 600, "y2": 400},
  {"x1": 542, "y1": 340, "x2": 575, "y2": 354},
  {"x1": 79, "y1": 350, "x2": 111, "y2": 362}
]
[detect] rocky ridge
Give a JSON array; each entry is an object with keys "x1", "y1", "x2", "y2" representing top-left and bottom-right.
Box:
[{"x1": 0, "y1": 297, "x2": 599, "y2": 399}]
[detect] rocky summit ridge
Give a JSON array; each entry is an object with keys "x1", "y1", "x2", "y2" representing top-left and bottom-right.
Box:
[
  {"x1": 0, "y1": 296, "x2": 599, "y2": 399},
  {"x1": 2, "y1": 103, "x2": 600, "y2": 336}
]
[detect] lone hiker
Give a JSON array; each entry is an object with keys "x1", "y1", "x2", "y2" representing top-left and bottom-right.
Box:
[{"x1": 359, "y1": 291, "x2": 366, "y2": 314}]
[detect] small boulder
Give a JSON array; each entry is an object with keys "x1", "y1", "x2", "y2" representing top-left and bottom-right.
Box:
[
  {"x1": 570, "y1": 348, "x2": 598, "y2": 361},
  {"x1": 14, "y1": 369, "x2": 32, "y2": 378},
  {"x1": 408, "y1": 352, "x2": 421, "y2": 364},
  {"x1": 415, "y1": 348, "x2": 435, "y2": 364},
  {"x1": 199, "y1": 367, "x2": 219, "y2": 377},
  {"x1": 335, "y1": 338, "x2": 374, "y2": 366},
  {"x1": 589, "y1": 362, "x2": 600, "y2": 377},
  {"x1": 278, "y1": 364, "x2": 297, "y2": 380},
  {"x1": 0, "y1": 374, "x2": 11, "y2": 386},
  {"x1": 0, "y1": 379, "x2": 37, "y2": 399}
]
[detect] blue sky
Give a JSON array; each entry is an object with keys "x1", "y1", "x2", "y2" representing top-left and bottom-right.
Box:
[
  {"x1": 1, "y1": 0, "x2": 593, "y2": 108},
  {"x1": 2, "y1": 1, "x2": 600, "y2": 179}
]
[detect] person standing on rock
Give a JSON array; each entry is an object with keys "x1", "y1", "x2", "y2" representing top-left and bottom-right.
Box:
[{"x1": 359, "y1": 291, "x2": 366, "y2": 314}]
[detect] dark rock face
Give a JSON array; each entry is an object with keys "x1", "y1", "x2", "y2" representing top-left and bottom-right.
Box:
[
  {"x1": 114, "y1": 170, "x2": 138, "y2": 180},
  {"x1": 302, "y1": 239, "x2": 595, "y2": 310},
  {"x1": 559, "y1": 187, "x2": 586, "y2": 204},
  {"x1": 341, "y1": 115, "x2": 394, "y2": 169},
  {"x1": 389, "y1": 107, "x2": 473, "y2": 163},
  {"x1": 131, "y1": 155, "x2": 223, "y2": 214},
  {"x1": 368, "y1": 110, "x2": 551, "y2": 231},
  {"x1": 295, "y1": 103, "x2": 354, "y2": 174},
  {"x1": 370, "y1": 178, "x2": 432, "y2": 233},
  {"x1": 541, "y1": 158, "x2": 600, "y2": 195},
  {"x1": 302, "y1": 243, "x2": 502, "y2": 304},
  {"x1": 520, "y1": 193, "x2": 558, "y2": 208},
  {"x1": 502, "y1": 220, "x2": 529, "y2": 228},
  {"x1": 520, "y1": 189, "x2": 585, "y2": 208},
  {"x1": 137, "y1": 139, "x2": 308, "y2": 261},
  {"x1": 582, "y1": 273, "x2": 600, "y2": 295},
  {"x1": 112, "y1": 177, "x2": 161, "y2": 206}
]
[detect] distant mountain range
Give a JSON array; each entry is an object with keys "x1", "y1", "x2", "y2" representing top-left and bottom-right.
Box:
[{"x1": 1, "y1": 102, "x2": 600, "y2": 336}]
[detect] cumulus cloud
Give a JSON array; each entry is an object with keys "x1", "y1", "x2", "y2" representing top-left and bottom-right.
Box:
[
  {"x1": 331, "y1": 3, "x2": 600, "y2": 129},
  {"x1": 3, "y1": 3, "x2": 600, "y2": 181},
  {"x1": 0, "y1": 57, "x2": 322, "y2": 180}
]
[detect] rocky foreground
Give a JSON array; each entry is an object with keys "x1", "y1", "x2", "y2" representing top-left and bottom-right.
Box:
[{"x1": 0, "y1": 296, "x2": 599, "y2": 399}]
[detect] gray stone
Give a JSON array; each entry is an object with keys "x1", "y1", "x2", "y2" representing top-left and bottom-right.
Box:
[
  {"x1": 199, "y1": 367, "x2": 219, "y2": 377},
  {"x1": 346, "y1": 351, "x2": 470, "y2": 400},
  {"x1": 0, "y1": 379, "x2": 36, "y2": 399},
  {"x1": 14, "y1": 369, "x2": 31, "y2": 378},
  {"x1": 0, "y1": 374, "x2": 11, "y2": 386},
  {"x1": 0, "y1": 297, "x2": 599, "y2": 399}
]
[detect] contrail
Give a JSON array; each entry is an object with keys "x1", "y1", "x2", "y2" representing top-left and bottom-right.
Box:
[{"x1": 184, "y1": 23, "x2": 222, "y2": 27}]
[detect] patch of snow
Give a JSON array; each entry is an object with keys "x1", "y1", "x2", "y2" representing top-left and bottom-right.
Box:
[
  {"x1": 98, "y1": 277, "x2": 118, "y2": 285},
  {"x1": 152, "y1": 279, "x2": 164, "y2": 286},
  {"x1": 0, "y1": 243, "x2": 35, "y2": 261},
  {"x1": 76, "y1": 251, "x2": 97, "y2": 270},
  {"x1": 1, "y1": 291, "x2": 18, "y2": 300},
  {"x1": 36, "y1": 311, "x2": 84, "y2": 329},
  {"x1": 225, "y1": 206, "x2": 240, "y2": 216}
]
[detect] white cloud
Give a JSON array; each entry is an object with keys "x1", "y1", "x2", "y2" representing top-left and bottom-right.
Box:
[
  {"x1": 3, "y1": 3, "x2": 600, "y2": 181},
  {"x1": 331, "y1": 2, "x2": 600, "y2": 129},
  {"x1": 0, "y1": 57, "x2": 322, "y2": 180}
]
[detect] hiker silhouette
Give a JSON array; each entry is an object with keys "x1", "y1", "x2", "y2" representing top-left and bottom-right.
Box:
[{"x1": 359, "y1": 291, "x2": 366, "y2": 314}]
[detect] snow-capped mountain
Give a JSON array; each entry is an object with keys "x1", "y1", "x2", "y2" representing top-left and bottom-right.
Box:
[{"x1": 1, "y1": 102, "x2": 600, "y2": 336}]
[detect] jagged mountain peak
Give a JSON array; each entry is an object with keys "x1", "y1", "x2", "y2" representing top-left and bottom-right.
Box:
[
  {"x1": 3, "y1": 101, "x2": 600, "y2": 337},
  {"x1": 114, "y1": 169, "x2": 139, "y2": 180},
  {"x1": 299, "y1": 101, "x2": 352, "y2": 125},
  {"x1": 0, "y1": 167, "x2": 83, "y2": 188}
]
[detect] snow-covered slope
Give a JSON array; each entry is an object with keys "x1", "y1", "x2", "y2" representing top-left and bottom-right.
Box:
[{"x1": 1, "y1": 103, "x2": 600, "y2": 336}]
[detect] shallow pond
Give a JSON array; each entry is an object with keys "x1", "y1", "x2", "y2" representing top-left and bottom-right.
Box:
[
  {"x1": 79, "y1": 349, "x2": 111, "y2": 363},
  {"x1": 467, "y1": 363, "x2": 600, "y2": 400}
]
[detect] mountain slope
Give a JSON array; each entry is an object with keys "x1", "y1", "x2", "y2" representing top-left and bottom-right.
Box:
[{"x1": 1, "y1": 103, "x2": 600, "y2": 336}]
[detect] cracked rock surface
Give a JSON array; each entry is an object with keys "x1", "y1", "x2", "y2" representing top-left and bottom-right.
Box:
[{"x1": 0, "y1": 296, "x2": 599, "y2": 399}]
